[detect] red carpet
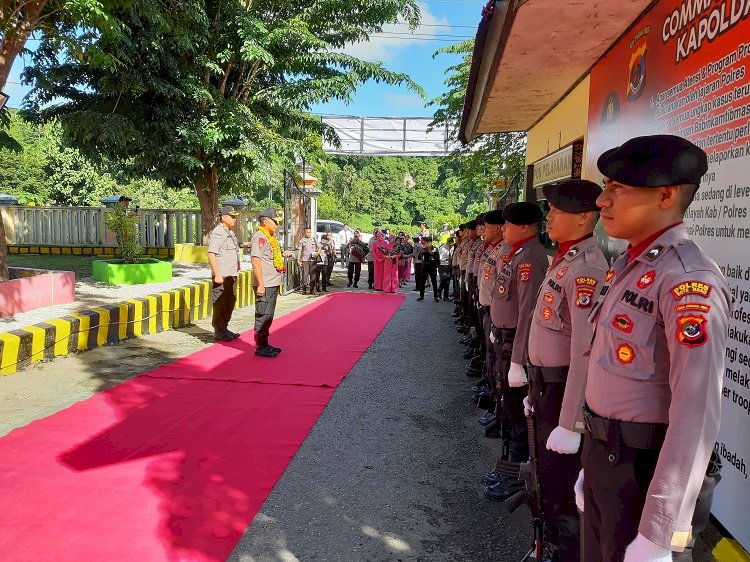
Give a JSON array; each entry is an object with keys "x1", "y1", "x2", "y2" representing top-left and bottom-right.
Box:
[{"x1": 0, "y1": 292, "x2": 403, "y2": 562}]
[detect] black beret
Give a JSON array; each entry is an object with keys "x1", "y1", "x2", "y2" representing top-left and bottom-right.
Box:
[
  {"x1": 597, "y1": 134, "x2": 708, "y2": 187},
  {"x1": 502, "y1": 202, "x2": 543, "y2": 225},
  {"x1": 543, "y1": 179, "x2": 602, "y2": 213},
  {"x1": 476, "y1": 212, "x2": 486, "y2": 224},
  {"x1": 484, "y1": 209, "x2": 505, "y2": 225},
  {"x1": 466, "y1": 220, "x2": 478, "y2": 230},
  {"x1": 458, "y1": 224, "x2": 466, "y2": 230}
]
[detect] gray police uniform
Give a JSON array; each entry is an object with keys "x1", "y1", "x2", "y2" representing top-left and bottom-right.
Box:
[
  {"x1": 479, "y1": 242, "x2": 508, "y2": 399},
  {"x1": 208, "y1": 223, "x2": 240, "y2": 336},
  {"x1": 583, "y1": 224, "x2": 730, "y2": 561},
  {"x1": 250, "y1": 228, "x2": 283, "y2": 349},
  {"x1": 527, "y1": 235, "x2": 607, "y2": 562},
  {"x1": 296, "y1": 236, "x2": 320, "y2": 293},
  {"x1": 490, "y1": 235, "x2": 548, "y2": 462}
]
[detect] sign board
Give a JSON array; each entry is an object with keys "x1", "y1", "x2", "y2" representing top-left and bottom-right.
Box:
[
  {"x1": 532, "y1": 145, "x2": 573, "y2": 187},
  {"x1": 586, "y1": 0, "x2": 750, "y2": 549}
]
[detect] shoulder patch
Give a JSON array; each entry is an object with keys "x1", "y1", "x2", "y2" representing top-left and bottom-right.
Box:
[
  {"x1": 671, "y1": 281, "x2": 712, "y2": 300},
  {"x1": 644, "y1": 244, "x2": 665, "y2": 261},
  {"x1": 676, "y1": 303, "x2": 711, "y2": 313},
  {"x1": 258, "y1": 238, "x2": 266, "y2": 248},
  {"x1": 575, "y1": 276, "x2": 598, "y2": 288},
  {"x1": 676, "y1": 315, "x2": 708, "y2": 348}
]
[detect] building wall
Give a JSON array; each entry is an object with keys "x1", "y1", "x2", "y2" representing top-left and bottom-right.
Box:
[{"x1": 525, "y1": 76, "x2": 591, "y2": 167}]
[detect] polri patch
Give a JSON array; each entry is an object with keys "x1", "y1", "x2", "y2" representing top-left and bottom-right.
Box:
[
  {"x1": 677, "y1": 315, "x2": 708, "y2": 348},
  {"x1": 616, "y1": 343, "x2": 635, "y2": 365},
  {"x1": 612, "y1": 313, "x2": 634, "y2": 334},
  {"x1": 637, "y1": 270, "x2": 656, "y2": 289},
  {"x1": 671, "y1": 281, "x2": 712, "y2": 300}
]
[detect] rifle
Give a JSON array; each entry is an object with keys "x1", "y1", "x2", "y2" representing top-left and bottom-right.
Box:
[{"x1": 494, "y1": 398, "x2": 545, "y2": 562}]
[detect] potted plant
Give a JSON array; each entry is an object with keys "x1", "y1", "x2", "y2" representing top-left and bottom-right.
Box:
[{"x1": 93, "y1": 203, "x2": 172, "y2": 284}]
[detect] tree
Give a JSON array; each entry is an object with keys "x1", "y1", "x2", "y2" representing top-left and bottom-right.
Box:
[
  {"x1": 429, "y1": 40, "x2": 527, "y2": 205},
  {"x1": 24, "y1": 0, "x2": 424, "y2": 244}
]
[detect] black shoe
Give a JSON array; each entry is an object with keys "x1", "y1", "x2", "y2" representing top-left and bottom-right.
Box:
[
  {"x1": 269, "y1": 345, "x2": 282, "y2": 354},
  {"x1": 483, "y1": 419, "x2": 500, "y2": 437},
  {"x1": 322, "y1": 288, "x2": 329, "y2": 292},
  {"x1": 434, "y1": 298, "x2": 440, "y2": 302},
  {"x1": 463, "y1": 348, "x2": 475, "y2": 359},
  {"x1": 478, "y1": 412, "x2": 496, "y2": 427},
  {"x1": 353, "y1": 283, "x2": 358, "y2": 288},
  {"x1": 484, "y1": 470, "x2": 510, "y2": 486},
  {"x1": 347, "y1": 282, "x2": 352, "y2": 287},
  {"x1": 214, "y1": 332, "x2": 233, "y2": 342},
  {"x1": 302, "y1": 288, "x2": 308, "y2": 295},
  {"x1": 484, "y1": 479, "x2": 524, "y2": 502},
  {"x1": 452, "y1": 311, "x2": 461, "y2": 318},
  {"x1": 368, "y1": 284, "x2": 373, "y2": 289},
  {"x1": 459, "y1": 335, "x2": 471, "y2": 344},
  {"x1": 227, "y1": 331, "x2": 240, "y2": 340},
  {"x1": 457, "y1": 326, "x2": 470, "y2": 334},
  {"x1": 476, "y1": 394, "x2": 496, "y2": 411},
  {"x1": 471, "y1": 378, "x2": 488, "y2": 393},
  {"x1": 254, "y1": 345, "x2": 279, "y2": 358},
  {"x1": 417, "y1": 297, "x2": 424, "y2": 301}
]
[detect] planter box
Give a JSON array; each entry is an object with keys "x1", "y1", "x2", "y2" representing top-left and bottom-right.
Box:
[
  {"x1": 0, "y1": 268, "x2": 76, "y2": 317},
  {"x1": 92, "y1": 258, "x2": 173, "y2": 285}
]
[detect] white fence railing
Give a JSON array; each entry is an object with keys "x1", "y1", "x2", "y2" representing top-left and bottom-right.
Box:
[{"x1": 2, "y1": 206, "x2": 261, "y2": 248}]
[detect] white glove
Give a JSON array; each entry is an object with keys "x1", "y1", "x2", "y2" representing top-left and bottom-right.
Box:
[
  {"x1": 489, "y1": 331, "x2": 496, "y2": 344},
  {"x1": 574, "y1": 469, "x2": 584, "y2": 513},
  {"x1": 523, "y1": 395, "x2": 534, "y2": 417},
  {"x1": 465, "y1": 280, "x2": 469, "y2": 290},
  {"x1": 623, "y1": 534, "x2": 672, "y2": 562},
  {"x1": 508, "y1": 362, "x2": 527, "y2": 387},
  {"x1": 546, "y1": 426, "x2": 582, "y2": 455}
]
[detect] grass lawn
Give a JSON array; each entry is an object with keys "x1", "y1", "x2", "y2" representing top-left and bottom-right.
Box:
[{"x1": 8, "y1": 254, "x2": 175, "y2": 281}]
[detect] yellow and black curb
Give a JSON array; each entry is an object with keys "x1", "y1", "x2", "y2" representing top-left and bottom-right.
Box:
[
  {"x1": 8, "y1": 245, "x2": 174, "y2": 257},
  {"x1": 714, "y1": 538, "x2": 750, "y2": 562},
  {"x1": 0, "y1": 270, "x2": 255, "y2": 375}
]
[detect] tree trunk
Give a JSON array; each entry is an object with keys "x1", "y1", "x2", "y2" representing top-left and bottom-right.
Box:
[
  {"x1": 195, "y1": 164, "x2": 219, "y2": 245},
  {"x1": 0, "y1": 0, "x2": 47, "y2": 91}
]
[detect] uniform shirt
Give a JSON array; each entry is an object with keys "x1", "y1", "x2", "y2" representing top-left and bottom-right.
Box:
[
  {"x1": 207, "y1": 224, "x2": 240, "y2": 277},
  {"x1": 439, "y1": 244, "x2": 452, "y2": 266},
  {"x1": 250, "y1": 229, "x2": 283, "y2": 288},
  {"x1": 296, "y1": 236, "x2": 319, "y2": 261},
  {"x1": 527, "y1": 235, "x2": 607, "y2": 431},
  {"x1": 367, "y1": 238, "x2": 375, "y2": 262},
  {"x1": 452, "y1": 240, "x2": 462, "y2": 267},
  {"x1": 478, "y1": 242, "x2": 507, "y2": 307},
  {"x1": 412, "y1": 241, "x2": 425, "y2": 263},
  {"x1": 472, "y1": 240, "x2": 489, "y2": 277},
  {"x1": 490, "y1": 236, "x2": 549, "y2": 365},
  {"x1": 422, "y1": 247, "x2": 440, "y2": 269},
  {"x1": 466, "y1": 238, "x2": 480, "y2": 276},
  {"x1": 586, "y1": 223, "x2": 730, "y2": 551},
  {"x1": 459, "y1": 237, "x2": 473, "y2": 271}
]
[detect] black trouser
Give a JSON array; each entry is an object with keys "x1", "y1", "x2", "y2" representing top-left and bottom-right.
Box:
[
  {"x1": 582, "y1": 419, "x2": 721, "y2": 562},
  {"x1": 347, "y1": 261, "x2": 361, "y2": 285},
  {"x1": 438, "y1": 265, "x2": 451, "y2": 299},
  {"x1": 418, "y1": 266, "x2": 438, "y2": 298},
  {"x1": 414, "y1": 262, "x2": 423, "y2": 287},
  {"x1": 211, "y1": 276, "x2": 237, "y2": 335},
  {"x1": 301, "y1": 260, "x2": 318, "y2": 291},
  {"x1": 483, "y1": 311, "x2": 496, "y2": 396},
  {"x1": 253, "y1": 285, "x2": 279, "y2": 348},
  {"x1": 491, "y1": 326, "x2": 528, "y2": 463},
  {"x1": 367, "y1": 261, "x2": 374, "y2": 287},
  {"x1": 452, "y1": 266, "x2": 459, "y2": 297},
  {"x1": 529, "y1": 366, "x2": 581, "y2": 562},
  {"x1": 321, "y1": 260, "x2": 333, "y2": 288}
]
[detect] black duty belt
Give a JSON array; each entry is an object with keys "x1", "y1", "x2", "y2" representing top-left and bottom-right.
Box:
[
  {"x1": 528, "y1": 364, "x2": 568, "y2": 384},
  {"x1": 482, "y1": 305, "x2": 491, "y2": 313},
  {"x1": 582, "y1": 403, "x2": 667, "y2": 450},
  {"x1": 491, "y1": 325, "x2": 516, "y2": 343}
]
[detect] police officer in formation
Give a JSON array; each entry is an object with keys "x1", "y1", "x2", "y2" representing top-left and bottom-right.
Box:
[
  {"x1": 446, "y1": 134, "x2": 731, "y2": 562},
  {"x1": 526, "y1": 180, "x2": 608, "y2": 562}
]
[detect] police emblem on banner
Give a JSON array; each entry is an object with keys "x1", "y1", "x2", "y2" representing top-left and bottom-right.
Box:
[
  {"x1": 627, "y1": 26, "x2": 648, "y2": 104},
  {"x1": 677, "y1": 315, "x2": 708, "y2": 348}
]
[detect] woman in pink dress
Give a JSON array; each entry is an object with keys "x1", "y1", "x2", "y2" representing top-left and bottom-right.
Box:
[
  {"x1": 381, "y1": 241, "x2": 401, "y2": 293},
  {"x1": 372, "y1": 231, "x2": 389, "y2": 291}
]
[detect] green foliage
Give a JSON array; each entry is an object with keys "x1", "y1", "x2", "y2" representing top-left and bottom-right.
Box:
[{"x1": 104, "y1": 202, "x2": 143, "y2": 263}]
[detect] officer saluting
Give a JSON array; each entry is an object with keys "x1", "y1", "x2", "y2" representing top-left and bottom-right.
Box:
[
  {"x1": 577, "y1": 135, "x2": 730, "y2": 561},
  {"x1": 526, "y1": 180, "x2": 608, "y2": 561}
]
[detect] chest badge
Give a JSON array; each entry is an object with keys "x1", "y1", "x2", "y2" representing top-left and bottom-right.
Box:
[
  {"x1": 612, "y1": 313, "x2": 634, "y2": 334},
  {"x1": 258, "y1": 238, "x2": 266, "y2": 248},
  {"x1": 556, "y1": 266, "x2": 568, "y2": 280},
  {"x1": 616, "y1": 343, "x2": 635, "y2": 365},
  {"x1": 644, "y1": 244, "x2": 665, "y2": 261},
  {"x1": 498, "y1": 285, "x2": 506, "y2": 295},
  {"x1": 605, "y1": 270, "x2": 615, "y2": 283},
  {"x1": 542, "y1": 307, "x2": 553, "y2": 321},
  {"x1": 677, "y1": 315, "x2": 708, "y2": 348},
  {"x1": 543, "y1": 292, "x2": 554, "y2": 304},
  {"x1": 637, "y1": 270, "x2": 656, "y2": 289}
]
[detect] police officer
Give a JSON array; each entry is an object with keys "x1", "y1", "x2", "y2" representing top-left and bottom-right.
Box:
[
  {"x1": 525, "y1": 180, "x2": 608, "y2": 561},
  {"x1": 576, "y1": 135, "x2": 730, "y2": 561},
  {"x1": 208, "y1": 205, "x2": 243, "y2": 341},
  {"x1": 296, "y1": 226, "x2": 320, "y2": 295},
  {"x1": 250, "y1": 207, "x2": 293, "y2": 358},
  {"x1": 416, "y1": 236, "x2": 440, "y2": 302},
  {"x1": 485, "y1": 202, "x2": 548, "y2": 501}
]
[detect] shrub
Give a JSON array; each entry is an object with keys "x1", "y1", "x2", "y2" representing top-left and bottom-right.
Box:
[{"x1": 105, "y1": 203, "x2": 143, "y2": 264}]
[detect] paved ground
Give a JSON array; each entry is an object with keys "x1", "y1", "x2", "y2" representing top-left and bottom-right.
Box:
[
  {"x1": 1, "y1": 261, "x2": 216, "y2": 333},
  {"x1": 0, "y1": 271, "x2": 531, "y2": 561}
]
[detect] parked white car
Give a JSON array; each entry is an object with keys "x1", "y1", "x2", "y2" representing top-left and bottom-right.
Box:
[{"x1": 316, "y1": 220, "x2": 373, "y2": 244}]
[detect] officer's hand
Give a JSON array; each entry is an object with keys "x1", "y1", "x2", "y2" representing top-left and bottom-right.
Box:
[
  {"x1": 546, "y1": 425, "x2": 581, "y2": 454},
  {"x1": 297, "y1": 261, "x2": 302, "y2": 267},
  {"x1": 507, "y1": 362, "x2": 527, "y2": 387},
  {"x1": 623, "y1": 534, "x2": 672, "y2": 562},
  {"x1": 256, "y1": 286, "x2": 265, "y2": 297},
  {"x1": 522, "y1": 395, "x2": 534, "y2": 417},
  {"x1": 282, "y1": 250, "x2": 293, "y2": 258},
  {"x1": 574, "y1": 469, "x2": 584, "y2": 513},
  {"x1": 214, "y1": 275, "x2": 223, "y2": 285}
]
